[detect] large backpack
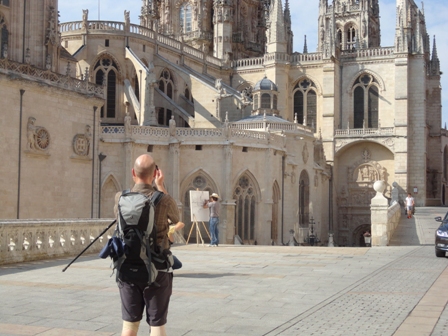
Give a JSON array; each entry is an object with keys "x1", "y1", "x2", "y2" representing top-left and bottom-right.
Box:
[{"x1": 103, "y1": 190, "x2": 173, "y2": 286}]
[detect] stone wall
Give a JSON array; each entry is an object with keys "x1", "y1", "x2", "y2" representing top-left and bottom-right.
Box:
[{"x1": 0, "y1": 219, "x2": 114, "y2": 265}]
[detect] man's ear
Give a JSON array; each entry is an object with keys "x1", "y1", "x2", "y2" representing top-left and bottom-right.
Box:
[{"x1": 132, "y1": 168, "x2": 136, "y2": 178}]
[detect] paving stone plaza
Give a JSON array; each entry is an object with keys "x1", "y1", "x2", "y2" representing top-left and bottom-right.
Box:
[{"x1": 1, "y1": 207, "x2": 448, "y2": 336}]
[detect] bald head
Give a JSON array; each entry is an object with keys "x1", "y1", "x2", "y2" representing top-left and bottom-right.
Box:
[{"x1": 133, "y1": 154, "x2": 156, "y2": 183}]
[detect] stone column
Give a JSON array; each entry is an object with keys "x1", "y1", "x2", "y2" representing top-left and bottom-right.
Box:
[
  {"x1": 370, "y1": 180, "x2": 389, "y2": 246},
  {"x1": 169, "y1": 141, "x2": 182, "y2": 217},
  {"x1": 222, "y1": 143, "x2": 235, "y2": 244}
]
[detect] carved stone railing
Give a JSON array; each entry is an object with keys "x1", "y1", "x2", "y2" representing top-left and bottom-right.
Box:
[
  {"x1": 60, "y1": 20, "x2": 224, "y2": 69},
  {"x1": 0, "y1": 58, "x2": 104, "y2": 98},
  {"x1": 230, "y1": 121, "x2": 313, "y2": 134},
  {"x1": 100, "y1": 125, "x2": 288, "y2": 149},
  {"x1": 232, "y1": 52, "x2": 324, "y2": 69},
  {"x1": 340, "y1": 47, "x2": 394, "y2": 59},
  {"x1": 0, "y1": 219, "x2": 114, "y2": 265},
  {"x1": 335, "y1": 127, "x2": 395, "y2": 137}
]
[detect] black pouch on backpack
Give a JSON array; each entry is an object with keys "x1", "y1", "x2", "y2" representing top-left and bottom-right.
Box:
[{"x1": 118, "y1": 262, "x2": 150, "y2": 283}]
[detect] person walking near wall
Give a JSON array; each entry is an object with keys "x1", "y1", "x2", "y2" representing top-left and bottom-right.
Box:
[
  {"x1": 203, "y1": 193, "x2": 220, "y2": 247},
  {"x1": 405, "y1": 192, "x2": 415, "y2": 219}
]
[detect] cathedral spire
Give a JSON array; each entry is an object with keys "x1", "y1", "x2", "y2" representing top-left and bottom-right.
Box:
[
  {"x1": 432, "y1": 35, "x2": 439, "y2": 61},
  {"x1": 303, "y1": 35, "x2": 308, "y2": 54},
  {"x1": 267, "y1": 0, "x2": 287, "y2": 53}
]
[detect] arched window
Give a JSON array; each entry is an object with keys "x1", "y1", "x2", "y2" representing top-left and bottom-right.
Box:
[
  {"x1": 158, "y1": 68, "x2": 175, "y2": 126},
  {"x1": 353, "y1": 74, "x2": 379, "y2": 129},
  {"x1": 444, "y1": 146, "x2": 448, "y2": 181},
  {"x1": 293, "y1": 79, "x2": 318, "y2": 131},
  {"x1": 299, "y1": 170, "x2": 310, "y2": 228},
  {"x1": 183, "y1": 175, "x2": 214, "y2": 243},
  {"x1": 271, "y1": 182, "x2": 281, "y2": 242},
  {"x1": 94, "y1": 57, "x2": 119, "y2": 119},
  {"x1": 180, "y1": 4, "x2": 192, "y2": 33},
  {"x1": 233, "y1": 175, "x2": 258, "y2": 244},
  {"x1": 347, "y1": 25, "x2": 356, "y2": 50},
  {"x1": 261, "y1": 93, "x2": 271, "y2": 109},
  {"x1": 0, "y1": 14, "x2": 8, "y2": 59},
  {"x1": 337, "y1": 28, "x2": 342, "y2": 50}
]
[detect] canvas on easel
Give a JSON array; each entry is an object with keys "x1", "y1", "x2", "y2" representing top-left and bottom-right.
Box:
[{"x1": 186, "y1": 190, "x2": 211, "y2": 245}]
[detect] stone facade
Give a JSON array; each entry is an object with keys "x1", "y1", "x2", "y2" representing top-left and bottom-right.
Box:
[{"x1": 0, "y1": 0, "x2": 445, "y2": 247}]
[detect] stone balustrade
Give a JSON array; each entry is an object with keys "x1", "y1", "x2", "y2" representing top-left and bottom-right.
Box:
[
  {"x1": 100, "y1": 125, "x2": 289, "y2": 149},
  {"x1": 0, "y1": 58, "x2": 104, "y2": 98},
  {"x1": 340, "y1": 47, "x2": 394, "y2": 59},
  {"x1": 335, "y1": 127, "x2": 395, "y2": 137},
  {"x1": 370, "y1": 181, "x2": 401, "y2": 246},
  {"x1": 0, "y1": 219, "x2": 115, "y2": 265}
]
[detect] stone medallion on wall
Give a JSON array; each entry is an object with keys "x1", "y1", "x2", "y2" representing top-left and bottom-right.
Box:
[
  {"x1": 71, "y1": 125, "x2": 92, "y2": 160},
  {"x1": 25, "y1": 117, "x2": 50, "y2": 155}
]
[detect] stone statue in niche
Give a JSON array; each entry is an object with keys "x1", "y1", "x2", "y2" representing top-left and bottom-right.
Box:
[
  {"x1": 169, "y1": 115, "x2": 176, "y2": 137},
  {"x1": 356, "y1": 164, "x2": 378, "y2": 182}
]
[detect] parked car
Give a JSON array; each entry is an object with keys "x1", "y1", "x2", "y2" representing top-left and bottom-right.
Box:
[{"x1": 435, "y1": 212, "x2": 448, "y2": 257}]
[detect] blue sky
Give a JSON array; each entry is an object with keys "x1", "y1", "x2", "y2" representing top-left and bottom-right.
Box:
[{"x1": 59, "y1": 0, "x2": 448, "y2": 127}]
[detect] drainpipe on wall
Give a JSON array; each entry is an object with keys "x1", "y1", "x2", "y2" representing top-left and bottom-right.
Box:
[
  {"x1": 91, "y1": 106, "x2": 97, "y2": 218},
  {"x1": 17, "y1": 89, "x2": 25, "y2": 219}
]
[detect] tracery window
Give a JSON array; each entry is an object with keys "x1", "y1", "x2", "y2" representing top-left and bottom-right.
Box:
[
  {"x1": 347, "y1": 25, "x2": 356, "y2": 50},
  {"x1": 158, "y1": 68, "x2": 175, "y2": 126},
  {"x1": 180, "y1": 4, "x2": 192, "y2": 33},
  {"x1": 298, "y1": 170, "x2": 310, "y2": 228},
  {"x1": 293, "y1": 79, "x2": 317, "y2": 131},
  {"x1": 337, "y1": 28, "x2": 342, "y2": 50},
  {"x1": 233, "y1": 175, "x2": 257, "y2": 244},
  {"x1": 353, "y1": 74, "x2": 379, "y2": 129},
  {"x1": 94, "y1": 57, "x2": 118, "y2": 119},
  {"x1": 271, "y1": 182, "x2": 280, "y2": 242},
  {"x1": 183, "y1": 175, "x2": 214, "y2": 242},
  {"x1": 0, "y1": 15, "x2": 8, "y2": 59}
]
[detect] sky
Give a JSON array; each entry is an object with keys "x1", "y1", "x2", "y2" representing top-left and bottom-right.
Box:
[{"x1": 58, "y1": 0, "x2": 448, "y2": 127}]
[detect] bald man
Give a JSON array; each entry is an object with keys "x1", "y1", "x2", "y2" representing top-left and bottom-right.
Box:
[{"x1": 114, "y1": 154, "x2": 181, "y2": 336}]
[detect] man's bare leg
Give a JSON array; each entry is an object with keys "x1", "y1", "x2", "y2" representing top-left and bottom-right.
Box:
[
  {"x1": 150, "y1": 325, "x2": 167, "y2": 336},
  {"x1": 122, "y1": 321, "x2": 140, "y2": 336}
]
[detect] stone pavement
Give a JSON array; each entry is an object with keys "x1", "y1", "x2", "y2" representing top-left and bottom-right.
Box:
[{"x1": 1, "y1": 207, "x2": 448, "y2": 336}]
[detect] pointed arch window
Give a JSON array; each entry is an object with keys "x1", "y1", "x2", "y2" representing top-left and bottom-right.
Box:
[
  {"x1": 158, "y1": 68, "x2": 175, "y2": 126},
  {"x1": 94, "y1": 57, "x2": 119, "y2": 119},
  {"x1": 233, "y1": 175, "x2": 257, "y2": 244},
  {"x1": 293, "y1": 79, "x2": 318, "y2": 131},
  {"x1": 183, "y1": 175, "x2": 214, "y2": 243},
  {"x1": 444, "y1": 146, "x2": 448, "y2": 181},
  {"x1": 347, "y1": 25, "x2": 356, "y2": 50},
  {"x1": 180, "y1": 4, "x2": 192, "y2": 33},
  {"x1": 271, "y1": 182, "x2": 281, "y2": 242},
  {"x1": 0, "y1": 15, "x2": 8, "y2": 59},
  {"x1": 353, "y1": 74, "x2": 379, "y2": 129},
  {"x1": 298, "y1": 170, "x2": 310, "y2": 228},
  {"x1": 337, "y1": 28, "x2": 342, "y2": 50}
]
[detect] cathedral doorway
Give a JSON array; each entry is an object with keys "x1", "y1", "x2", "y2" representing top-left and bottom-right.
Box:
[{"x1": 353, "y1": 224, "x2": 371, "y2": 247}]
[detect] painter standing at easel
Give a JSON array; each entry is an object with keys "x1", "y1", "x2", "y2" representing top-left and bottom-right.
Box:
[{"x1": 203, "y1": 193, "x2": 220, "y2": 247}]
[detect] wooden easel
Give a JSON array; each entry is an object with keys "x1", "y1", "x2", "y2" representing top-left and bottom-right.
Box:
[{"x1": 186, "y1": 214, "x2": 211, "y2": 246}]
